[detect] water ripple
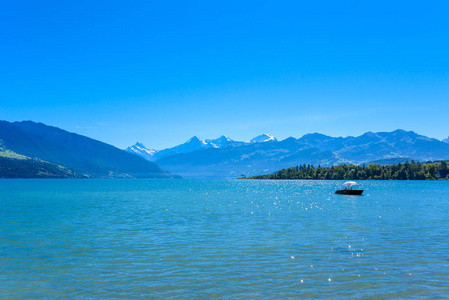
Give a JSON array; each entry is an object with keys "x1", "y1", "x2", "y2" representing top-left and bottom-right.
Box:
[{"x1": 1, "y1": 179, "x2": 448, "y2": 298}]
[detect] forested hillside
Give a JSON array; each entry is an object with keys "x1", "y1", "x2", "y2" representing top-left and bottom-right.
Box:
[
  {"x1": 244, "y1": 161, "x2": 449, "y2": 180},
  {"x1": 0, "y1": 157, "x2": 78, "y2": 178}
]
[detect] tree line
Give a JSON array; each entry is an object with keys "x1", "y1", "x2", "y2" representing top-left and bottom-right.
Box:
[
  {"x1": 244, "y1": 161, "x2": 449, "y2": 180},
  {"x1": 0, "y1": 157, "x2": 78, "y2": 178}
]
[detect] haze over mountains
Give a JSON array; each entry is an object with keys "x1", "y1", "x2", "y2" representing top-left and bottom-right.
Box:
[
  {"x1": 0, "y1": 121, "x2": 174, "y2": 178},
  {"x1": 127, "y1": 130, "x2": 449, "y2": 178}
]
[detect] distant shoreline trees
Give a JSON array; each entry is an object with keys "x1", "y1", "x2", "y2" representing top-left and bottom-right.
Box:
[{"x1": 243, "y1": 161, "x2": 449, "y2": 180}]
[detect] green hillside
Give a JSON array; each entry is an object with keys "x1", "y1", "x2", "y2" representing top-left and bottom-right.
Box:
[
  {"x1": 0, "y1": 146, "x2": 28, "y2": 159},
  {"x1": 0, "y1": 121, "x2": 175, "y2": 178},
  {"x1": 0, "y1": 157, "x2": 79, "y2": 178}
]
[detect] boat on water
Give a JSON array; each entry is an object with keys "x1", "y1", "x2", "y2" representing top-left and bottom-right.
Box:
[{"x1": 335, "y1": 181, "x2": 363, "y2": 195}]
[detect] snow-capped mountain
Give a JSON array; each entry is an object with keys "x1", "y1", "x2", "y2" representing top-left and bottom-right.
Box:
[
  {"x1": 173, "y1": 136, "x2": 212, "y2": 152},
  {"x1": 250, "y1": 134, "x2": 277, "y2": 143},
  {"x1": 126, "y1": 135, "x2": 238, "y2": 161},
  {"x1": 127, "y1": 134, "x2": 282, "y2": 161},
  {"x1": 205, "y1": 135, "x2": 233, "y2": 148},
  {"x1": 125, "y1": 143, "x2": 158, "y2": 161},
  {"x1": 443, "y1": 137, "x2": 449, "y2": 144},
  {"x1": 126, "y1": 134, "x2": 281, "y2": 162},
  {"x1": 125, "y1": 130, "x2": 449, "y2": 178},
  {"x1": 156, "y1": 129, "x2": 449, "y2": 178}
]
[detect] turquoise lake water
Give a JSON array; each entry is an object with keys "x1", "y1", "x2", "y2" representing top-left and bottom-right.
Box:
[{"x1": 1, "y1": 179, "x2": 449, "y2": 298}]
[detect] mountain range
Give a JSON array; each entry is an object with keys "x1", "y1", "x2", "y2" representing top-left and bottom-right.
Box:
[
  {"x1": 126, "y1": 134, "x2": 276, "y2": 161},
  {"x1": 127, "y1": 130, "x2": 449, "y2": 178},
  {"x1": 0, "y1": 121, "x2": 174, "y2": 178},
  {"x1": 2, "y1": 120, "x2": 448, "y2": 179}
]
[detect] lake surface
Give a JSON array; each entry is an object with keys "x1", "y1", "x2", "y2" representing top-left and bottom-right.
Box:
[{"x1": 1, "y1": 179, "x2": 448, "y2": 299}]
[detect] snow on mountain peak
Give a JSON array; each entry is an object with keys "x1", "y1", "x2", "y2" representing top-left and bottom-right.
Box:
[
  {"x1": 187, "y1": 136, "x2": 203, "y2": 143},
  {"x1": 135, "y1": 142, "x2": 146, "y2": 149},
  {"x1": 206, "y1": 135, "x2": 233, "y2": 148},
  {"x1": 443, "y1": 136, "x2": 449, "y2": 144},
  {"x1": 125, "y1": 142, "x2": 158, "y2": 160},
  {"x1": 250, "y1": 134, "x2": 277, "y2": 143}
]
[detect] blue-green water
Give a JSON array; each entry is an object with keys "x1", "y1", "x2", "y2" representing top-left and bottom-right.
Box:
[{"x1": 1, "y1": 179, "x2": 448, "y2": 299}]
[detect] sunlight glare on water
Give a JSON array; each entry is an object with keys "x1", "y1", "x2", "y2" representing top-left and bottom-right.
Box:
[{"x1": 1, "y1": 179, "x2": 448, "y2": 298}]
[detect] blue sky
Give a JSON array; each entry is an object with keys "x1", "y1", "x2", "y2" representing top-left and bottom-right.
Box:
[{"x1": 1, "y1": 0, "x2": 448, "y2": 149}]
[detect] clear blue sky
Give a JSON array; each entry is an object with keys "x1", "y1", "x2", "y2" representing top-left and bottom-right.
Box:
[{"x1": 1, "y1": 0, "x2": 448, "y2": 149}]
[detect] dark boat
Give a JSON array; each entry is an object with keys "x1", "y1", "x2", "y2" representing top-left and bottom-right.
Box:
[
  {"x1": 335, "y1": 189, "x2": 363, "y2": 195},
  {"x1": 335, "y1": 181, "x2": 363, "y2": 195}
]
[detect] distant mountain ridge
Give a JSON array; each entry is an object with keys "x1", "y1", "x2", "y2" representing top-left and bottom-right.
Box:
[
  {"x1": 0, "y1": 120, "x2": 175, "y2": 178},
  {"x1": 6, "y1": 121, "x2": 446, "y2": 180},
  {"x1": 126, "y1": 134, "x2": 276, "y2": 161},
  {"x1": 128, "y1": 129, "x2": 449, "y2": 178},
  {"x1": 250, "y1": 134, "x2": 277, "y2": 143}
]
